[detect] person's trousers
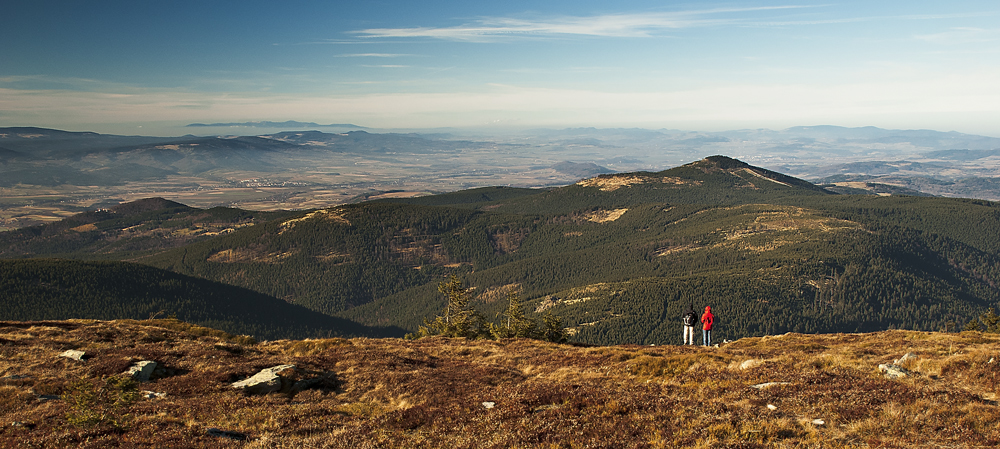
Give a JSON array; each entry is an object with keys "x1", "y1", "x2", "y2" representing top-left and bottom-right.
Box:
[
  {"x1": 703, "y1": 329, "x2": 711, "y2": 346},
  {"x1": 683, "y1": 325, "x2": 695, "y2": 345}
]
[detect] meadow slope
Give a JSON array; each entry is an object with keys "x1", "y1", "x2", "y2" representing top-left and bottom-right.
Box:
[{"x1": 1, "y1": 320, "x2": 998, "y2": 448}]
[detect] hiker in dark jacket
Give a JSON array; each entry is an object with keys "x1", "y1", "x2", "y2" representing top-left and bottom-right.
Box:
[
  {"x1": 701, "y1": 306, "x2": 715, "y2": 346},
  {"x1": 682, "y1": 304, "x2": 698, "y2": 345}
]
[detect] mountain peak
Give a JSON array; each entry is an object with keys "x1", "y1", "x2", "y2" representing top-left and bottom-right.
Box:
[
  {"x1": 694, "y1": 155, "x2": 752, "y2": 170},
  {"x1": 677, "y1": 156, "x2": 831, "y2": 194},
  {"x1": 570, "y1": 155, "x2": 830, "y2": 200}
]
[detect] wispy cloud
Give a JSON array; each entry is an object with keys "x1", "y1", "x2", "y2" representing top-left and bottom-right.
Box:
[
  {"x1": 351, "y1": 6, "x2": 815, "y2": 41},
  {"x1": 351, "y1": 7, "x2": 1000, "y2": 42},
  {"x1": 916, "y1": 27, "x2": 1000, "y2": 44}
]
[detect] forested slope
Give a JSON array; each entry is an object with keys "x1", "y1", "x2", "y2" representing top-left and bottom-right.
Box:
[{"x1": 0, "y1": 259, "x2": 403, "y2": 340}]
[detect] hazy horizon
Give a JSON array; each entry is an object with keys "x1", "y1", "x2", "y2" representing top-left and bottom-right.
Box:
[{"x1": 3, "y1": 1, "x2": 1000, "y2": 137}]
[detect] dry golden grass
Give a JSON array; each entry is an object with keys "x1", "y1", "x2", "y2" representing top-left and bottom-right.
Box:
[{"x1": 1, "y1": 321, "x2": 999, "y2": 447}]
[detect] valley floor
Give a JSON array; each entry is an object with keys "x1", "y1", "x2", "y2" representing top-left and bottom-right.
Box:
[{"x1": 1, "y1": 320, "x2": 998, "y2": 448}]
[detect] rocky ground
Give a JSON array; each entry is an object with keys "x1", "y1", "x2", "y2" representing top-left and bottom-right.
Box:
[{"x1": 1, "y1": 319, "x2": 998, "y2": 448}]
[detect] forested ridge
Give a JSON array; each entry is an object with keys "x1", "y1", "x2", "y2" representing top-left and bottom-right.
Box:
[
  {"x1": 2, "y1": 156, "x2": 999, "y2": 344},
  {"x1": 0, "y1": 197, "x2": 295, "y2": 259},
  {"x1": 0, "y1": 259, "x2": 402, "y2": 340}
]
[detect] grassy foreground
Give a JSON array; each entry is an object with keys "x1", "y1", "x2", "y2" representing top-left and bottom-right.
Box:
[{"x1": 1, "y1": 319, "x2": 998, "y2": 448}]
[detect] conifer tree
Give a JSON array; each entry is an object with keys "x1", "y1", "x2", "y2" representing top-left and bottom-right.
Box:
[
  {"x1": 489, "y1": 290, "x2": 537, "y2": 339},
  {"x1": 541, "y1": 311, "x2": 568, "y2": 343},
  {"x1": 413, "y1": 275, "x2": 484, "y2": 338}
]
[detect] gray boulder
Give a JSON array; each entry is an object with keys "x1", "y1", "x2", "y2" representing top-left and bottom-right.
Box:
[
  {"x1": 231, "y1": 365, "x2": 296, "y2": 395},
  {"x1": 231, "y1": 364, "x2": 338, "y2": 395},
  {"x1": 125, "y1": 361, "x2": 157, "y2": 383}
]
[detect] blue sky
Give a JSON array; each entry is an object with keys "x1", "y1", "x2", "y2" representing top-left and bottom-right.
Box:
[{"x1": 2, "y1": 1, "x2": 999, "y2": 135}]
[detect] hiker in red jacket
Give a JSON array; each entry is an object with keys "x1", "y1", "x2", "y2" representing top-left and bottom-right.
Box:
[{"x1": 701, "y1": 306, "x2": 715, "y2": 346}]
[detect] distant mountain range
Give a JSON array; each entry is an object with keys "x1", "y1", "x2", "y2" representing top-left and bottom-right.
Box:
[
  {"x1": 3, "y1": 155, "x2": 998, "y2": 344},
  {"x1": 185, "y1": 121, "x2": 367, "y2": 129}
]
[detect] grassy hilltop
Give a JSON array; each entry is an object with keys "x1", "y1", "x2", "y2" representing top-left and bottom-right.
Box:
[{"x1": 1, "y1": 319, "x2": 998, "y2": 447}]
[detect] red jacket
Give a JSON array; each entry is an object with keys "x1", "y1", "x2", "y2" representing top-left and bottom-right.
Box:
[{"x1": 701, "y1": 306, "x2": 714, "y2": 331}]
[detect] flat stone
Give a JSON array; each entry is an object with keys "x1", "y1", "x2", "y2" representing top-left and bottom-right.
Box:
[
  {"x1": 750, "y1": 382, "x2": 790, "y2": 389},
  {"x1": 231, "y1": 365, "x2": 295, "y2": 395},
  {"x1": 482, "y1": 401, "x2": 496, "y2": 409},
  {"x1": 766, "y1": 404, "x2": 778, "y2": 411},
  {"x1": 59, "y1": 350, "x2": 85, "y2": 361}
]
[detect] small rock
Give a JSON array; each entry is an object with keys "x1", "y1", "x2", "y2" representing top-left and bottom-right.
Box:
[
  {"x1": 142, "y1": 391, "x2": 167, "y2": 399},
  {"x1": 894, "y1": 352, "x2": 917, "y2": 365},
  {"x1": 750, "y1": 382, "x2": 790, "y2": 389},
  {"x1": 37, "y1": 395, "x2": 61, "y2": 402},
  {"x1": 989, "y1": 358, "x2": 995, "y2": 364},
  {"x1": 59, "y1": 350, "x2": 85, "y2": 361},
  {"x1": 482, "y1": 401, "x2": 496, "y2": 409},
  {"x1": 126, "y1": 361, "x2": 157, "y2": 383},
  {"x1": 811, "y1": 419, "x2": 825, "y2": 426},
  {"x1": 878, "y1": 364, "x2": 910, "y2": 379},
  {"x1": 766, "y1": 404, "x2": 778, "y2": 411}
]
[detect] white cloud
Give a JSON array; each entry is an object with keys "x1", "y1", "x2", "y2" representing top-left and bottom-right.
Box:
[{"x1": 352, "y1": 6, "x2": 814, "y2": 41}]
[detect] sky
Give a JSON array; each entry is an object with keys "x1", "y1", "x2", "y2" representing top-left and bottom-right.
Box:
[{"x1": 2, "y1": 0, "x2": 1000, "y2": 136}]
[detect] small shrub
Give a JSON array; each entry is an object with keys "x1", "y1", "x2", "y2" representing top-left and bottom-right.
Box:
[{"x1": 62, "y1": 375, "x2": 140, "y2": 428}]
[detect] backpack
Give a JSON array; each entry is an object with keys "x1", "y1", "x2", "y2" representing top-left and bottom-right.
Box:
[{"x1": 683, "y1": 312, "x2": 697, "y2": 326}]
